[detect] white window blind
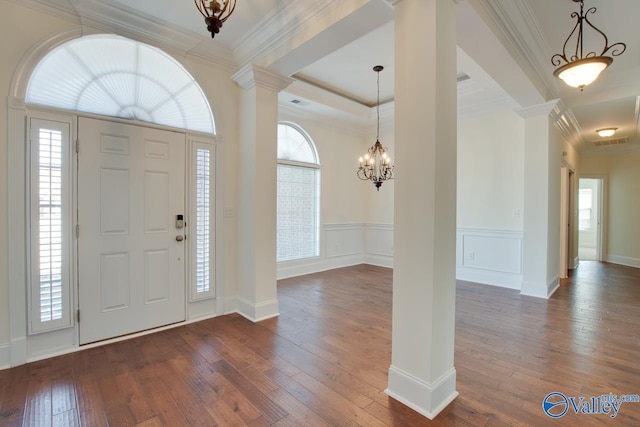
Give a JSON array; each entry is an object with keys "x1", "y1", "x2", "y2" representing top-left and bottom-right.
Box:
[
  {"x1": 196, "y1": 148, "x2": 211, "y2": 294},
  {"x1": 30, "y1": 118, "x2": 72, "y2": 333},
  {"x1": 26, "y1": 35, "x2": 215, "y2": 134},
  {"x1": 190, "y1": 142, "x2": 215, "y2": 301},
  {"x1": 277, "y1": 123, "x2": 320, "y2": 263},
  {"x1": 277, "y1": 165, "x2": 320, "y2": 262},
  {"x1": 38, "y1": 128, "x2": 63, "y2": 322}
]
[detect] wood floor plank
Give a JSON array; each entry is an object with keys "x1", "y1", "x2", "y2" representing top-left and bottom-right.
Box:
[{"x1": 1, "y1": 261, "x2": 639, "y2": 426}]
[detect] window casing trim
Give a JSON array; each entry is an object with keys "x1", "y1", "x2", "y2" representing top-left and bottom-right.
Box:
[
  {"x1": 188, "y1": 138, "x2": 217, "y2": 302},
  {"x1": 28, "y1": 115, "x2": 75, "y2": 334}
]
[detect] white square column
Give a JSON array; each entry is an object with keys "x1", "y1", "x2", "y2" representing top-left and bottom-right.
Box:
[
  {"x1": 517, "y1": 101, "x2": 562, "y2": 299},
  {"x1": 232, "y1": 66, "x2": 293, "y2": 321},
  {"x1": 386, "y1": 0, "x2": 458, "y2": 419}
]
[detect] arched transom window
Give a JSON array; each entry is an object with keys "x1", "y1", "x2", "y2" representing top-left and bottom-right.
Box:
[
  {"x1": 277, "y1": 123, "x2": 320, "y2": 262},
  {"x1": 26, "y1": 34, "x2": 215, "y2": 134}
]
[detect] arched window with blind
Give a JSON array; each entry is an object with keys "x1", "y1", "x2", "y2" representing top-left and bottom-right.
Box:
[{"x1": 277, "y1": 123, "x2": 320, "y2": 262}]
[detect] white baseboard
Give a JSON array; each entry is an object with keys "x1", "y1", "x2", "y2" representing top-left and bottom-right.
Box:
[
  {"x1": 521, "y1": 276, "x2": 559, "y2": 299},
  {"x1": 224, "y1": 296, "x2": 238, "y2": 314},
  {"x1": 236, "y1": 297, "x2": 279, "y2": 322},
  {"x1": 277, "y1": 254, "x2": 364, "y2": 280},
  {"x1": 385, "y1": 365, "x2": 458, "y2": 420},
  {"x1": 606, "y1": 254, "x2": 640, "y2": 269},
  {"x1": 0, "y1": 343, "x2": 10, "y2": 370},
  {"x1": 456, "y1": 267, "x2": 521, "y2": 290},
  {"x1": 364, "y1": 253, "x2": 393, "y2": 268}
]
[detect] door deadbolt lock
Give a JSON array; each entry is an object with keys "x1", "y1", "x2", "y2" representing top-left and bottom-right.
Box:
[{"x1": 176, "y1": 214, "x2": 184, "y2": 229}]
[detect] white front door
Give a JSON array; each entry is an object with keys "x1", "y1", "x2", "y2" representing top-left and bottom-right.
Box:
[{"x1": 78, "y1": 117, "x2": 186, "y2": 345}]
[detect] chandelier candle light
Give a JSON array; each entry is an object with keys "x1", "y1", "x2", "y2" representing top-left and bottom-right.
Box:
[
  {"x1": 551, "y1": 0, "x2": 626, "y2": 91},
  {"x1": 358, "y1": 65, "x2": 394, "y2": 191},
  {"x1": 195, "y1": 0, "x2": 236, "y2": 38}
]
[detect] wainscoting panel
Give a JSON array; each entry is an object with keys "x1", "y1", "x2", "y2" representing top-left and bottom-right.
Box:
[
  {"x1": 277, "y1": 224, "x2": 365, "y2": 279},
  {"x1": 325, "y1": 224, "x2": 365, "y2": 258},
  {"x1": 277, "y1": 224, "x2": 523, "y2": 291},
  {"x1": 364, "y1": 223, "x2": 394, "y2": 268},
  {"x1": 456, "y1": 228, "x2": 523, "y2": 290}
]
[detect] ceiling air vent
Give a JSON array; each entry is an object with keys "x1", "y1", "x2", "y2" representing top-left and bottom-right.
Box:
[
  {"x1": 592, "y1": 137, "x2": 628, "y2": 147},
  {"x1": 289, "y1": 99, "x2": 309, "y2": 106},
  {"x1": 457, "y1": 73, "x2": 471, "y2": 83}
]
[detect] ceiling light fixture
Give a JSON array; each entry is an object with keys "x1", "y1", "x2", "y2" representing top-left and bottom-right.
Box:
[
  {"x1": 551, "y1": 0, "x2": 626, "y2": 91},
  {"x1": 194, "y1": 0, "x2": 236, "y2": 39},
  {"x1": 596, "y1": 127, "x2": 617, "y2": 138},
  {"x1": 357, "y1": 66, "x2": 394, "y2": 191}
]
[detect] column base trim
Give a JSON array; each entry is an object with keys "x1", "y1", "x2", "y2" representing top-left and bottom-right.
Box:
[
  {"x1": 520, "y1": 276, "x2": 559, "y2": 299},
  {"x1": 237, "y1": 297, "x2": 279, "y2": 322},
  {"x1": 385, "y1": 365, "x2": 458, "y2": 420}
]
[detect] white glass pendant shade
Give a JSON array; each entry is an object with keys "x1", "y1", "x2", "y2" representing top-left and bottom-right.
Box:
[
  {"x1": 27, "y1": 35, "x2": 215, "y2": 134},
  {"x1": 554, "y1": 57, "x2": 612, "y2": 90}
]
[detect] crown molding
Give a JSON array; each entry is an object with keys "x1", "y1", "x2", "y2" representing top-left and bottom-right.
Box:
[
  {"x1": 232, "y1": 0, "x2": 391, "y2": 75},
  {"x1": 285, "y1": 79, "x2": 372, "y2": 119},
  {"x1": 471, "y1": 0, "x2": 558, "y2": 101},
  {"x1": 232, "y1": 0, "x2": 337, "y2": 68},
  {"x1": 551, "y1": 100, "x2": 583, "y2": 149},
  {"x1": 278, "y1": 102, "x2": 370, "y2": 138},
  {"x1": 514, "y1": 99, "x2": 559, "y2": 118}
]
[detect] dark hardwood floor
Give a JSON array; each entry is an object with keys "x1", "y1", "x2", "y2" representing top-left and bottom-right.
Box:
[{"x1": 1, "y1": 261, "x2": 639, "y2": 426}]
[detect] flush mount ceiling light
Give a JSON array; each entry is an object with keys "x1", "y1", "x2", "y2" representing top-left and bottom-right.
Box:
[
  {"x1": 551, "y1": 0, "x2": 626, "y2": 91},
  {"x1": 596, "y1": 128, "x2": 617, "y2": 138},
  {"x1": 357, "y1": 66, "x2": 394, "y2": 191},
  {"x1": 194, "y1": 0, "x2": 236, "y2": 39}
]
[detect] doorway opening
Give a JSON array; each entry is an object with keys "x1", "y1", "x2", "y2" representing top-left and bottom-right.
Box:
[{"x1": 578, "y1": 178, "x2": 603, "y2": 261}]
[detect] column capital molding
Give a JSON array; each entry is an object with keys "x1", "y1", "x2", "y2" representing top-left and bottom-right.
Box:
[
  {"x1": 514, "y1": 99, "x2": 560, "y2": 119},
  {"x1": 232, "y1": 65, "x2": 293, "y2": 92}
]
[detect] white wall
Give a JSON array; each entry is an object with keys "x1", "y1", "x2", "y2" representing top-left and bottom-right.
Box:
[
  {"x1": 456, "y1": 109, "x2": 525, "y2": 288},
  {"x1": 457, "y1": 109, "x2": 524, "y2": 230},
  {"x1": 0, "y1": 1, "x2": 79, "y2": 365},
  {"x1": 581, "y1": 152, "x2": 640, "y2": 267}
]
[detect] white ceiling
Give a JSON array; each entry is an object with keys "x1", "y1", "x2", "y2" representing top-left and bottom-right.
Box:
[{"x1": 33, "y1": 0, "x2": 640, "y2": 154}]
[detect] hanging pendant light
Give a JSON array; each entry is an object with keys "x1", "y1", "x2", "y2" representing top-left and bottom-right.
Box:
[
  {"x1": 194, "y1": 0, "x2": 237, "y2": 39},
  {"x1": 357, "y1": 66, "x2": 394, "y2": 191},
  {"x1": 551, "y1": 0, "x2": 626, "y2": 91}
]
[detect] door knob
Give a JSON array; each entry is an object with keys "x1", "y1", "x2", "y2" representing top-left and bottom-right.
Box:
[{"x1": 176, "y1": 235, "x2": 184, "y2": 242}]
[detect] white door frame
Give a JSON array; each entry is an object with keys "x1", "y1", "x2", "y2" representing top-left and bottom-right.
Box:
[{"x1": 559, "y1": 165, "x2": 574, "y2": 278}]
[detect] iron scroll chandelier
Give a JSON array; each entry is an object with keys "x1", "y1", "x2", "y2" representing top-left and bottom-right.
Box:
[
  {"x1": 357, "y1": 66, "x2": 394, "y2": 191},
  {"x1": 551, "y1": 0, "x2": 626, "y2": 91},
  {"x1": 195, "y1": 0, "x2": 237, "y2": 39}
]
